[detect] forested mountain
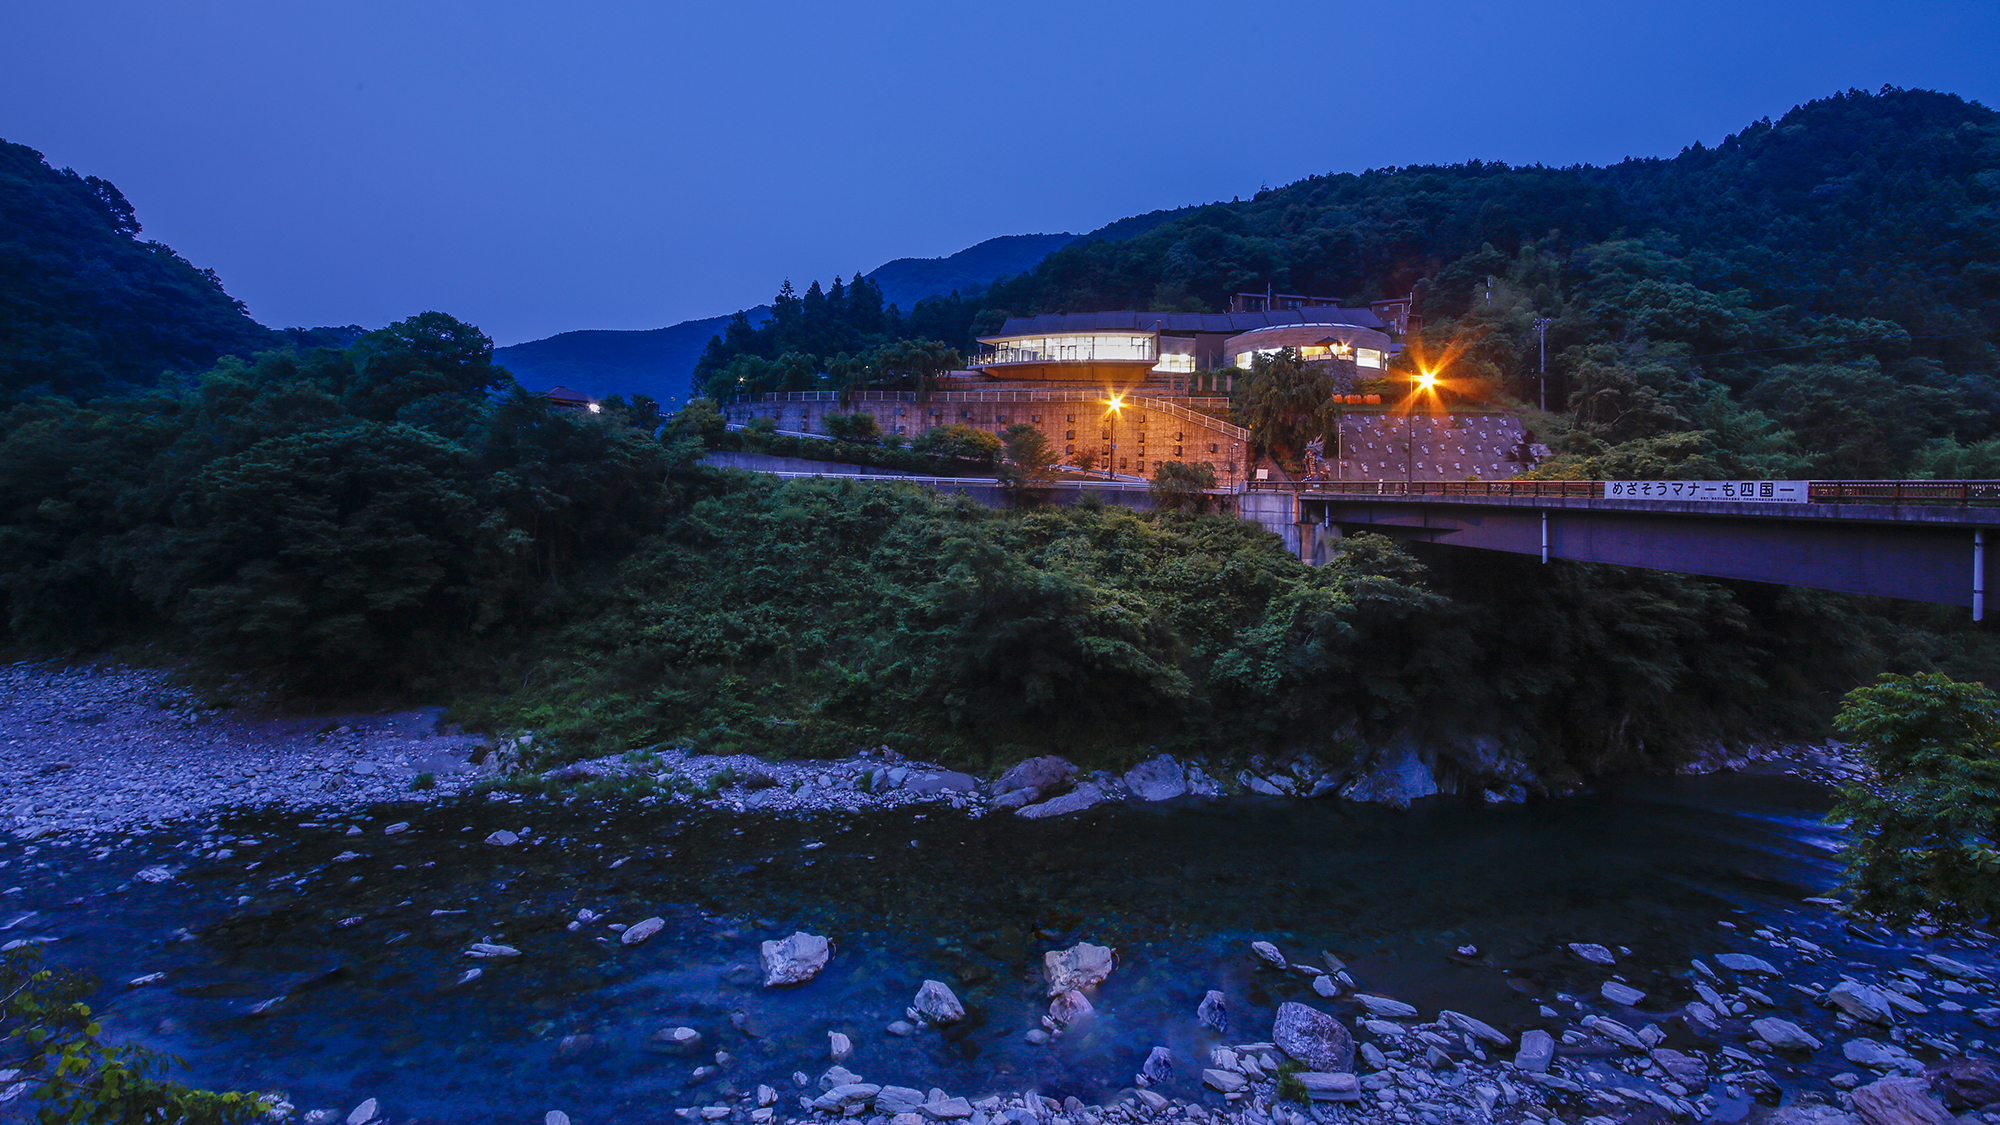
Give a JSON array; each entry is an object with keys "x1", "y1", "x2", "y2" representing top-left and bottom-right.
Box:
[
  {"x1": 0, "y1": 139, "x2": 276, "y2": 395},
  {"x1": 493, "y1": 307, "x2": 772, "y2": 405},
  {"x1": 697, "y1": 87, "x2": 1999, "y2": 479},
  {"x1": 865, "y1": 233, "x2": 1077, "y2": 310}
]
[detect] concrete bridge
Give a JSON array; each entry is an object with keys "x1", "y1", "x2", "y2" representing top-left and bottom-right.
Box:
[{"x1": 1246, "y1": 479, "x2": 2000, "y2": 618}]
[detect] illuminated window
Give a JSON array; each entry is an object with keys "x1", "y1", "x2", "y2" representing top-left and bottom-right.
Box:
[{"x1": 1356, "y1": 348, "x2": 1384, "y2": 369}]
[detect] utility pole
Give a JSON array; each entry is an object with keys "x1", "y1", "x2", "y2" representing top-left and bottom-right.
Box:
[{"x1": 1533, "y1": 317, "x2": 1554, "y2": 412}]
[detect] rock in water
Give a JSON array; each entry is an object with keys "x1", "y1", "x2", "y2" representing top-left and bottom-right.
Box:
[
  {"x1": 992, "y1": 756, "x2": 1075, "y2": 804},
  {"x1": 1930, "y1": 1057, "x2": 2000, "y2": 1109},
  {"x1": 1123, "y1": 754, "x2": 1189, "y2": 801},
  {"x1": 912, "y1": 979, "x2": 965, "y2": 1024},
  {"x1": 464, "y1": 943, "x2": 521, "y2": 959},
  {"x1": 347, "y1": 1100, "x2": 380, "y2": 1125},
  {"x1": 483, "y1": 830, "x2": 518, "y2": 847},
  {"x1": 1600, "y1": 981, "x2": 1646, "y2": 1006},
  {"x1": 1921, "y1": 954, "x2": 1990, "y2": 983},
  {"x1": 1048, "y1": 989, "x2": 1094, "y2": 1027},
  {"x1": 760, "y1": 932, "x2": 832, "y2": 987},
  {"x1": 828, "y1": 1031, "x2": 853, "y2": 1061},
  {"x1": 1043, "y1": 942, "x2": 1116, "y2": 995},
  {"x1": 1829, "y1": 979, "x2": 1896, "y2": 1025},
  {"x1": 545, "y1": 1113, "x2": 571, "y2": 1125},
  {"x1": 1294, "y1": 1073, "x2": 1361, "y2": 1103},
  {"x1": 1355, "y1": 994, "x2": 1416, "y2": 1019},
  {"x1": 1751, "y1": 1018, "x2": 1823, "y2": 1051},
  {"x1": 621, "y1": 916, "x2": 665, "y2": 945},
  {"x1": 1272, "y1": 1001, "x2": 1354, "y2": 1072},
  {"x1": 1201, "y1": 1069, "x2": 1248, "y2": 1093},
  {"x1": 1567, "y1": 942, "x2": 1616, "y2": 965},
  {"x1": 1848, "y1": 1075, "x2": 1956, "y2": 1125},
  {"x1": 1251, "y1": 941, "x2": 1288, "y2": 970},
  {"x1": 1311, "y1": 975, "x2": 1339, "y2": 998},
  {"x1": 877, "y1": 1087, "x2": 925, "y2": 1114},
  {"x1": 1141, "y1": 1046, "x2": 1173, "y2": 1084},
  {"x1": 1716, "y1": 953, "x2": 1780, "y2": 975},
  {"x1": 1515, "y1": 1029, "x2": 1554, "y2": 1072},
  {"x1": 1197, "y1": 990, "x2": 1228, "y2": 1034},
  {"x1": 1442, "y1": 1010, "x2": 1511, "y2": 1048},
  {"x1": 1014, "y1": 783, "x2": 1107, "y2": 819}
]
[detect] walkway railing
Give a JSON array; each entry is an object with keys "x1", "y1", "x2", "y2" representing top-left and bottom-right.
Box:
[{"x1": 1250, "y1": 478, "x2": 2000, "y2": 506}]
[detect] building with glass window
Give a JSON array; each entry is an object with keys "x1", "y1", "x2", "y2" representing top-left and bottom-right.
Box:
[{"x1": 968, "y1": 307, "x2": 1393, "y2": 391}]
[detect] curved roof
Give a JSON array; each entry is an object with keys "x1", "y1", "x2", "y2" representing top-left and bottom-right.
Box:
[{"x1": 986, "y1": 307, "x2": 1385, "y2": 339}]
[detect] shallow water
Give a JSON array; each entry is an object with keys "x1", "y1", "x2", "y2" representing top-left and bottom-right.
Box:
[{"x1": 0, "y1": 772, "x2": 1887, "y2": 1122}]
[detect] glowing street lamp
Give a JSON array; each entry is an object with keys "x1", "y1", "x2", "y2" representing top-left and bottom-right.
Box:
[{"x1": 1406, "y1": 367, "x2": 1440, "y2": 484}]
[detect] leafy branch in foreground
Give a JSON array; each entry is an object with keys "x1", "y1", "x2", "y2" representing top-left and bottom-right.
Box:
[
  {"x1": 1830, "y1": 672, "x2": 2000, "y2": 927},
  {"x1": 1, "y1": 944, "x2": 267, "y2": 1124}
]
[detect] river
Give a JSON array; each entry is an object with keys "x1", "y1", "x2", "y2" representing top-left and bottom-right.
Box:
[{"x1": 0, "y1": 770, "x2": 1979, "y2": 1123}]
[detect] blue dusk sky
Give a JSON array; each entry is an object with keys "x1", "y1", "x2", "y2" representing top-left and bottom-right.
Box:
[{"x1": 3, "y1": 0, "x2": 1997, "y2": 345}]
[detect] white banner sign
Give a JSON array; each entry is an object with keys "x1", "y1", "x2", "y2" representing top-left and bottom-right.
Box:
[{"x1": 1603, "y1": 480, "x2": 1810, "y2": 503}]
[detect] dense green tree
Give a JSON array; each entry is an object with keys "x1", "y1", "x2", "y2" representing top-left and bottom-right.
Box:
[
  {"x1": 997, "y1": 422, "x2": 1057, "y2": 495},
  {"x1": 1830, "y1": 672, "x2": 2000, "y2": 925},
  {"x1": 1148, "y1": 460, "x2": 1219, "y2": 513}
]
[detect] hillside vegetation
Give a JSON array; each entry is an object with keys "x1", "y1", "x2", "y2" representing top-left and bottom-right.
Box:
[
  {"x1": 698, "y1": 88, "x2": 1999, "y2": 481},
  {"x1": 1, "y1": 88, "x2": 1996, "y2": 778}
]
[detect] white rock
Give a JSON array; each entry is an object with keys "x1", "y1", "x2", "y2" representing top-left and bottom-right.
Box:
[
  {"x1": 1122, "y1": 754, "x2": 1189, "y2": 801},
  {"x1": 1921, "y1": 954, "x2": 1989, "y2": 983},
  {"x1": 1515, "y1": 1029, "x2": 1554, "y2": 1072},
  {"x1": 545, "y1": 1113, "x2": 571, "y2": 1125},
  {"x1": 464, "y1": 943, "x2": 521, "y2": 958},
  {"x1": 1442, "y1": 1009, "x2": 1511, "y2": 1047},
  {"x1": 1582, "y1": 1015, "x2": 1644, "y2": 1051},
  {"x1": 761, "y1": 932, "x2": 832, "y2": 986},
  {"x1": 1354, "y1": 994, "x2": 1416, "y2": 1019},
  {"x1": 1716, "y1": 953, "x2": 1780, "y2": 975},
  {"x1": 913, "y1": 979, "x2": 965, "y2": 1024},
  {"x1": 1601, "y1": 981, "x2": 1646, "y2": 1006},
  {"x1": 1014, "y1": 783, "x2": 1108, "y2": 819},
  {"x1": 921, "y1": 1097, "x2": 973, "y2": 1120},
  {"x1": 1567, "y1": 943, "x2": 1616, "y2": 965},
  {"x1": 621, "y1": 917, "x2": 666, "y2": 945},
  {"x1": 1201, "y1": 1069, "x2": 1247, "y2": 1093},
  {"x1": 1750, "y1": 1017, "x2": 1822, "y2": 1051},
  {"x1": 1848, "y1": 1075, "x2": 1956, "y2": 1125},
  {"x1": 1048, "y1": 989, "x2": 1094, "y2": 1027},
  {"x1": 878, "y1": 1086, "x2": 926, "y2": 1114},
  {"x1": 484, "y1": 830, "x2": 519, "y2": 846},
  {"x1": 1250, "y1": 941, "x2": 1288, "y2": 970},
  {"x1": 1272, "y1": 1001, "x2": 1354, "y2": 1071},
  {"x1": 347, "y1": 1100, "x2": 379, "y2": 1125},
  {"x1": 1294, "y1": 1072, "x2": 1360, "y2": 1103},
  {"x1": 383, "y1": 822, "x2": 410, "y2": 835},
  {"x1": 1043, "y1": 942, "x2": 1116, "y2": 995},
  {"x1": 829, "y1": 1031, "x2": 853, "y2": 1061},
  {"x1": 1311, "y1": 975, "x2": 1339, "y2": 998},
  {"x1": 1829, "y1": 980, "x2": 1896, "y2": 1025}
]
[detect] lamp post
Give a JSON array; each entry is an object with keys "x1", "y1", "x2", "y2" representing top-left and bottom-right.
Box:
[{"x1": 1406, "y1": 367, "x2": 1437, "y2": 485}]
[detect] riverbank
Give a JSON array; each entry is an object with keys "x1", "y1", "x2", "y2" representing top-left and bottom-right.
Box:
[{"x1": 3, "y1": 770, "x2": 1996, "y2": 1125}]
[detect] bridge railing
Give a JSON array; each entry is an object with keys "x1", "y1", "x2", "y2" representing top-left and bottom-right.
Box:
[{"x1": 1252, "y1": 478, "x2": 2000, "y2": 505}]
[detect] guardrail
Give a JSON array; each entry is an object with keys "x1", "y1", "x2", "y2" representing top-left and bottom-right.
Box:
[{"x1": 1249, "y1": 479, "x2": 2000, "y2": 506}]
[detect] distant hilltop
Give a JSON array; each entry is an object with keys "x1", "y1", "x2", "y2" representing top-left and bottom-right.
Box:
[{"x1": 493, "y1": 210, "x2": 1197, "y2": 406}]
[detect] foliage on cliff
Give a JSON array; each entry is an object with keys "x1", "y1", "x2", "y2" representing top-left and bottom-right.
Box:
[
  {"x1": 1832, "y1": 672, "x2": 2000, "y2": 926},
  {"x1": 459, "y1": 471, "x2": 1926, "y2": 775},
  {"x1": 0, "y1": 139, "x2": 277, "y2": 397},
  {"x1": 0, "y1": 313, "x2": 680, "y2": 687}
]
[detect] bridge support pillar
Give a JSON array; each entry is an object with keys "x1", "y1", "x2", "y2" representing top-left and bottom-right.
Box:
[
  {"x1": 1540, "y1": 511, "x2": 1549, "y2": 565},
  {"x1": 1977, "y1": 530, "x2": 1986, "y2": 623}
]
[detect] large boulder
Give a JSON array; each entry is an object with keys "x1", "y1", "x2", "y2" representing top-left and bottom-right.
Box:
[
  {"x1": 993, "y1": 756, "x2": 1075, "y2": 804},
  {"x1": 1048, "y1": 989, "x2": 1095, "y2": 1027},
  {"x1": 1929, "y1": 1057, "x2": 2000, "y2": 1110},
  {"x1": 1043, "y1": 942, "x2": 1116, "y2": 995},
  {"x1": 1123, "y1": 755, "x2": 1188, "y2": 801},
  {"x1": 1338, "y1": 745, "x2": 1438, "y2": 809},
  {"x1": 1829, "y1": 980, "x2": 1896, "y2": 1025},
  {"x1": 1751, "y1": 1017, "x2": 1822, "y2": 1052},
  {"x1": 1015, "y1": 783, "x2": 1107, "y2": 820},
  {"x1": 1849, "y1": 1076, "x2": 1956, "y2": 1125},
  {"x1": 1514, "y1": 1029, "x2": 1554, "y2": 1073},
  {"x1": 905, "y1": 771, "x2": 977, "y2": 795},
  {"x1": 760, "y1": 932, "x2": 832, "y2": 987},
  {"x1": 1197, "y1": 990, "x2": 1228, "y2": 1033},
  {"x1": 911, "y1": 979, "x2": 965, "y2": 1025},
  {"x1": 1272, "y1": 1001, "x2": 1354, "y2": 1072}
]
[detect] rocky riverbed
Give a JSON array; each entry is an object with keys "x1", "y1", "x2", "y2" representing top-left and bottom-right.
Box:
[{"x1": 0, "y1": 661, "x2": 1983, "y2": 1125}]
